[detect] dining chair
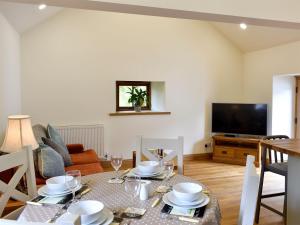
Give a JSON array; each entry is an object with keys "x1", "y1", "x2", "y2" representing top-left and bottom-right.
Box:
[
  {"x1": 0, "y1": 146, "x2": 37, "y2": 217},
  {"x1": 136, "y1": 136, "x2": 184, "y2": 174},
  {"x1": 255, "y1": 135, "x2": 289, "y2": 224},
  {"x1": 238, "y1": 155, "x2": 260, "y2": 225}
]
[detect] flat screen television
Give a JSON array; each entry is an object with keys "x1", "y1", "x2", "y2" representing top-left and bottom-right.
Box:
[{"x1": 212, "y1": 103, "x2": 267, "y2": 136}]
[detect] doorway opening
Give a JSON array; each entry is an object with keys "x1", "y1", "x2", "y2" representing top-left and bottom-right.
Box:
[{"x1": 272, "y1": 74, "x2": 298, "y2": 138}]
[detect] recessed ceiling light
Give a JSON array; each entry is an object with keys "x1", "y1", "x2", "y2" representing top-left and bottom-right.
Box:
[
  {"x1": 38, "y1": 4, "x2": 47, "y2": 10},
  {"x1": 240, "y1": 23, "x2": 247, "y2": 30}
]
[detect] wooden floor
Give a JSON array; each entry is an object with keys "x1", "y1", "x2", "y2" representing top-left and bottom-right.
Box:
[
  {"x1": 183, "y1": 160, "x2": 284, "y2": 225},
  {"x1": 4, "y1": 159, "x2": 285, "y2": 224}
]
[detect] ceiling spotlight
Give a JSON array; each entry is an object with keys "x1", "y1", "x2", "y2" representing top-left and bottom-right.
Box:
[
  {"x1": 240, "y1": 23, "x2": 247, "y2": 30},
  {"x1": 38, "y1": 4, "x2": 47, "y2": 10}
]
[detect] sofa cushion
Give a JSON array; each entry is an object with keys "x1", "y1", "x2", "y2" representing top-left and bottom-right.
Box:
[
  {"x1": 67, "y1": 144, "x2": 84, "y2": 154},
  {"x1": 42, "y1": 137, "x2": 73, "y2": 167},
  {"x1": 38, "y1": 146, "x2": 65, "y2": 178},
  {"x1": 32, "y1": 124, "x2": 48, "y2": 144},
  {"x1": 65, "y1": 162, "x2": 103, "y2": 176},
  {"x1": 47, "y1": 124, "x2": 69, "y2": 152},
  {"x1": 70, "y1": 149, "x2": 100, "y2": 165}
]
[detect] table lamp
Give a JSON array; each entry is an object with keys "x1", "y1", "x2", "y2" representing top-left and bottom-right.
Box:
[{"x1": 0, "y1": 115, "x2": 38, "y2": 153}]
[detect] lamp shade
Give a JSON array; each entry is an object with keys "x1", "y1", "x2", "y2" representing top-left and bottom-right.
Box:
[{"x1": 1, "y1": 115, "x2": 38, "y2": 153}]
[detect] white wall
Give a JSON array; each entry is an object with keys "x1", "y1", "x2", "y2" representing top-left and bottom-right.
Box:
[
  {"x1": 21, "y1": 9, "x2": 243, "y2": 158},
  {"x1": 0, "y1": 12, "x2": 21, "y2": 142},
  {"x1": 272, "y1": 75, "x2": 295, "y2": 137},
  {"x1": 244, "y1": 41, "x2": 300, "y2": 135}
]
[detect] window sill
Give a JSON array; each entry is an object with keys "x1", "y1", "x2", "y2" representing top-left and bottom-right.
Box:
[{"x1": 109, "y1": 111, "x2": 171, "y2": 116}]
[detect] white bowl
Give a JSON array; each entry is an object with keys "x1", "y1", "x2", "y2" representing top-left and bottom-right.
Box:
[
  {"x1": 46, "y1": 176, "x2": 72, "y2": 193},
  {"x1": 137, "y1": 161, "x2": 159, "y2": 174},
  {"x1": 68, "y1": 200, "x2": 104, "y2": 224},
  {"x1": 173, "y1": 182, "x2": 203, "y2": 202}
]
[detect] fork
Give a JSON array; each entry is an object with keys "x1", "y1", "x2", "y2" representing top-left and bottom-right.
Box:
[{"x1": 47, "y1": 200, "x2": 73, "y2": 223}]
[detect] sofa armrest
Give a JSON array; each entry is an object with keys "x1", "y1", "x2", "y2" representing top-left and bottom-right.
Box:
[{"x1": 66, "y1": 144, "x2": 84, "y2": 154}]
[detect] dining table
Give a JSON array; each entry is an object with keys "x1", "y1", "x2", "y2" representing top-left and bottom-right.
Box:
[
  {"x1": 17, "y1": 171, "x2": 221, "y2": 225},
  {"x1": 260, "y1": 139, "x2": 300, "y2": 225}
]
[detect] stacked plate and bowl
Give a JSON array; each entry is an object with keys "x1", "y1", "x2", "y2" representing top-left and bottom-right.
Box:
[
  {"x1": 131, "y1": 161, "x2": 163, "y2": 177},
  {"x1": 38, "y1": 176, "x2": 82, "y2": 197},
  {"x1": 163, "y1": 182, "x2": 210, "y2": 209},
  {"x1": 65, "y1": 200, "x2": 114, "y2": 225}
]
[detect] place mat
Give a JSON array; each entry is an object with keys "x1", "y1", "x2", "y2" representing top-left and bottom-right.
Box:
[
  {"x1": 161, "y1": 204, "x2": 206, "y2": 218},
  {"x1": 27, "y1": 185, "x2": 90, "y2": 206}
]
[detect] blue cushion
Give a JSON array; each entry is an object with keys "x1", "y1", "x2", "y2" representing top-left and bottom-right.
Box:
[
  {"x1": 42, "y1": 137, "x2": 72, "y2": 166},
  {"x1": 38, "y1": 146, "x2": 65, "y2": 178}
]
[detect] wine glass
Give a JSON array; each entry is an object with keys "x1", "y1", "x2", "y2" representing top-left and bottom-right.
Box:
[
  {"x1": 155, "y1": 148, "x2": 163, "y2": 167},
  {"x1": 124, "y1": 176, "x2": 141, "y2": 217},
  {"x1": 111, "y1": 153, "x2": 123, "y2": 182},
  {"x1": 65, "y1": 170, "x2": 81, "y2": 201},
  {"x1": 163, "y1": 160, "x2": 174, "y2": 187}
]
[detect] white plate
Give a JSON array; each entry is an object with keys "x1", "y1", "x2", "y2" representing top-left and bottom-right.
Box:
[
  {"x1": 82, "y1": 210, "x2": 106, "y2": 225},
  {"x1": 132, "y1": 167, "x2": 163, "y2": 177},
  {"x1": 88, "y1": 208, "x2": 114, "y2": 225},
  {"x1": 167, "y1": 191, "x2": 205, "y2": 206},
  {"x1": 163, "y1": 192, "x2": 210, "y2": 209},
  {"x1": 38, "y1": 184, "x2": 82, "y2": 197}
]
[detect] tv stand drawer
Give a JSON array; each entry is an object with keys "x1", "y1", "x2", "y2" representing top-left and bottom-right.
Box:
[
  {"x1": 214, "y1": 147, "x2": 234, "y2": 158},
  {"x1": 235, "y1": 149, "x2": 258, "y2": 160}
]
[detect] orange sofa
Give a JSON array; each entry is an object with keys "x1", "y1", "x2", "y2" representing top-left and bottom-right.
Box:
[
  {"x1": 36, "y1": 143, "x2": 104, "y2": 185},
  {"x1": 0, "y1": 125, "x2": 104, "y2": 185},
  {"x1": 32, "y1": 124, "x2": 104, "y2": 185}
]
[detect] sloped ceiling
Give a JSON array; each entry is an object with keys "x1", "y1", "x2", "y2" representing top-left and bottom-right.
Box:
[
  {"x1": 0, "y1": 1, "x2": 62, "y2": 33},
  {"x1": 1, "y1": 1, "x2": 300, "y2": 52},
  {"x1": 212, "y1": 22, "x2": 300, "y2": 52}
]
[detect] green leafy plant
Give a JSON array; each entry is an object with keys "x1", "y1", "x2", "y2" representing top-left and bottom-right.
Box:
[{"x1": 127, "y1": 86, "x2": 148, "y2": 107}]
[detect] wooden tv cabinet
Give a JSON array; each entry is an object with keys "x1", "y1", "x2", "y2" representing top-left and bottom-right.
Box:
[{"x1": 212, "y1": 135, "x2": 261, "y2": 167}]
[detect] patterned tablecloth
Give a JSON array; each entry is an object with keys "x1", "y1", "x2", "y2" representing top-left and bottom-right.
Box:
[{"x1": 18, "y1": 171, "x2": 221, "y2": 225}]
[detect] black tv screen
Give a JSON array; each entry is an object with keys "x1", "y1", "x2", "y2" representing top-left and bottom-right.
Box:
[{"x1": 212, "y1": 103, "x2": 267, "y2": 136}]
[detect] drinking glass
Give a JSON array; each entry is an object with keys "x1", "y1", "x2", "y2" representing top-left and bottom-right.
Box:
[
  {"x1": 163, "y1": 160, "x2": 174, "y2": 187},
  {"x1": 65, "y1": 170, "x2": 81, "y2": 201},
  {"x1": 124, "y1": 176, "x2": 141, "y2": 216},
  {"x1": 111, "y1": 153, "x2": 123, "y2": 182}
]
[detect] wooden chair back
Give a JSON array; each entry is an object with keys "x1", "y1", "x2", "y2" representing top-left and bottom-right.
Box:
[
  {"x1": 0, "y1": 147, "x2": 37, "y2": 217},
  {"x1": 262, "y1": 135, "x2": 289, "y2": 164},
  {"x1": 238, "y1": 155, "x2": 260, "y2": 225},
  {"x1": 136, "y1": 136, "x2": 184, "y2": 174}
]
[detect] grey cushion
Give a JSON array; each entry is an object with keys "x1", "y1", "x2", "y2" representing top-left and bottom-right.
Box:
[
  {"x1": 47, "y1": 124, "x2": 70, "y2": 156},
  {"x1": 32, "y1": 124, "x2": 48, "y2": 144},
  {"x1": 42, "y1": 137, "x2": 72, "y2": 166},
  {"x1": 38, "y1": 146, "x2": 65, "y2": 178}
]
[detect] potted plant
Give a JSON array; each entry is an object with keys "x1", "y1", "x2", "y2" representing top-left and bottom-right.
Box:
[{"x1": 127, "y1": 86, "x2": 148, "y2": 112}]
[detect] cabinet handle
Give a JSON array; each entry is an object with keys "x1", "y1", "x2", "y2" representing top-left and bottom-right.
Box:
[{"x1": 222, "y1": 151, "x2": 227, "y2": 154}]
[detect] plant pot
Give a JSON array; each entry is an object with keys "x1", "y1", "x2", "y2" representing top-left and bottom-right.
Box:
[{"x1": 134, "y1": 106, "x2": 142, "y2": 112}]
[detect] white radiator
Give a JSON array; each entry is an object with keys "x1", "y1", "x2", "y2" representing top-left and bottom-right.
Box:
[{"x1": 55, "y1": 124, "x2": 104, "y2": 157}]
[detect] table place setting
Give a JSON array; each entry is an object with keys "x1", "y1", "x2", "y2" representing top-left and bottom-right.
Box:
[
  {"x1": 159, "y1": 182, "x2": 210, "y2": 223},
  {"x1": 24, "y1": 169, "x2": 115, "y2": 225}
]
